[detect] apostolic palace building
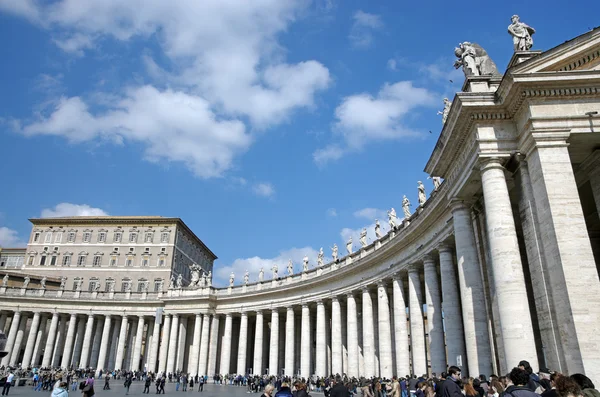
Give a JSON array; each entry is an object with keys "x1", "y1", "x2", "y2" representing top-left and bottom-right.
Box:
[{"x1": 1, "y1": 26, "x2": 600, "y2": 384}]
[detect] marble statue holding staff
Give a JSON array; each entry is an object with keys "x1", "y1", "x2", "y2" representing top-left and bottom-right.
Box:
[
  {"x1": 207, "y1": 271, "x2": 212, "y2": 287},
  {"x1": 346, "y1": 236, "x2": 353, "y2": 255},
  {"x1": 375, "y1": 219, "x2": 382, "y2": 239},
  {"x1": 418, "y1": 181, "x2": 427, "y2": 205},
  {"x1": 23, "y1": 276, "x2": 30, "y2": 288},
  {"x1": 360, "y1": 228, "x2": 368, "y2": 247},
  {"x1": 388, "y1": 208, "x2": 398, "y2": 229},
  {"x1": 40, "y1": 276, "x2": 47, "y2": 289},
  {"x1": 59, "y1": 276, "x2": 67, "y2": 290},
  {"x1": 169, "y1": 275, "x2": 175, "y2": 289},
  {"x1": 437, "y1": 98, "x2": 452, "y2": 124},
  {"x1": 428, "y1": 176, "x2": 441, "y2": 190},
  {"x1": 454, "y1": 42, "x2": 499, "y2": 77},
  {"x1": 508, "y1": 15, "x2": 535, "y2": 51},
  {"x1": 318, "y1": 248, "x2": 324, "y2": 267},
  {"x1": 402, "y1": 195, "x2": 412, "y2": 218},
  {"x1": 331, "y1": 244, "x2": 339, "y2": 262}
]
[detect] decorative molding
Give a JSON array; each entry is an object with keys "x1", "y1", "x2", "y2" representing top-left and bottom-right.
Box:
[{"x1": 558, "y1": 49, "x2": 600, "y2": 71}]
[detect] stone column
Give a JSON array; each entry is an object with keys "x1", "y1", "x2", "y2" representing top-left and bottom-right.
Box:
[
  {"x1": 22, "y1": 312, "x2": 41, "y2": 368},
  {"x1": 408, "y1": 266, "x2": 427, "y2": 376},
  {"x1": 392, "y1": 275, "x2": 409, "y2": 376},
  {"x1": 526, "y1": 139, "x2": 600, "y2": 376},
  {"x1": 362, "y1": 287, "x2": 375, "y2": 378},
  {"x1": 346, "y1": 293, "x2": 359, "y2": 377},
  {"x1": 89, "y1": 317, "x2": 104, "y2": 368},
  {"x1": 300, "y1": 304, "x2": 311, "y2": 378},
  {"x1": 32, "y1": 314, "x2": 48, "y2": 367},
  {"x1": 96, "y1": 315, "x2": 112, "y2": 373},
  {"x1": 148, "y1": 317, "x2": 162, "y2": 373},
  {"x1": 423, "y1": 255, "x2": 446, "y2": 374},
  {"x1": 198, "y1": 313, "x2": 211, "y2": 376},
  {"x1": 41, "y1": 312, "x2": 59, "y2": 368},
  {"x1": 132, "y1": 316, "x2": 145, "y2": 371},
  {"x1": 438, "y1": 245, "x2": 467, "y2": 368},
  {"x1": 0, "y1": 313, "x2": 7, "y2": 333},
  {"x1": 253, "y1": 310, "x2": 264, "y2": 375},
  {"x1": 315, "y1": 301, "x2": 326, "y2": 376},
  {"x1": 237, "y1": 312, "x2": 248, "y2": 375},
  {"x1": 115, "y1": 315, "x2": 129, "y2": 371},
  {"x1": 480, "y1": 157, "x2": 539, "y2": 371},
  {"x1": 451, "y1": 200, "x2": 493, "y2": 376},
  {"x1": 189, "y1": 314, "x2": 202, "y2": 375},
  {"x1": 376, "y1": 282, "x2": 393, "y2": 379},
  {"x1": 71, "y1": 316, "x2": 87, "y2": 367},
  {"x1": 10, "y1": 314, "x2": 28, "y2": 366},
  {"x1": 219, "y1": 313, "x2": 232, "y2": 375},
  {"x1": 330, "y1": 297, "x2": 343, "y2": 376},
  {"x1": 158, "y1": 314, "x2": 171, "y2": 374},
  {"x1": 123, "y1": 319, "x2": 135, "y2": 370},
  {"x1": 269, "y1": 310, "x2": 279, "y2": 376},
  {"x1": 78, "y1": 314, "x2": 95, "y2": 368},
  {"x1": 1, "y1": 311, "x2": 21, "y2": 366},
  {"x1": 107, "y1": 319, "x2": 120, "y2": 370},
  {"x1": 51, "y1": 315, "x2": 67, "y2": 368},
  {"x1": 176, "y1": 317, "x2": 187, "y2": 372},
  {"x1": 285, "y1": 307, "x2": 295, "y2": 376},
  {"x1": 207, "y1": 315, "x2": 220, "y2": 377},
  {"x1": 166, "y1": 314, "x2": 179, "y2": 373}
]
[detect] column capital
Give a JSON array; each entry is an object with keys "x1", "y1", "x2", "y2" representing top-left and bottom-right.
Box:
[
  {"x1": 225, "y1": 312, "x2": 233, "y2": 318},
  {"x1": 449, "y1": 198, "x2": 473, "y2": 213},
  {"x1": 301, "y1": 303, "x2": 309, "y2": 309},
  {"x1": 105, "y1": 314, "x2": 112, "y2": 319},
  {"x1": 422, "y1": 254, "x2": 435, "y2": 265},
  {"x1": 331, "y1": 295, "x2": 340, "y2": 303},
  {"x1": 407, "y1": 263, "x2": 421, "y2": 273},
  {"x1": 171, "y1": 313, "x2": 179, "y2": 319},
  {"x1": 240, "y1": 311, "x2": 248, "y2": 317},
  {"x1": 392, "y1": 272, "x2": 404, "y2": 281},
  {"x1": 316, "y1": 300, "x2": 324, "y2": 306},
  {"x1": 437, "y1": 243, "x2": 453, "y2": 253},
  {"x1": 346, "y1": 291, "x2": 355, "y2": 299},
  {"x1": 479, "y1": 156, "x2": 507, "y2": 172},
  {"x1": 360, "y1": 286, "x2": 370, "y2": 293},
  {"x1": 286, "y1": 306, "x2": 295, "y2": 312},
  {"x1": 376, "y1": 281, "x2": 387, "y2": 289},
  {"x1": 195, "y1": 313, "x2": 202, "y2": 318},
  {"x1": 256, "y1": 310, "x2": 263, "y2": 315}
]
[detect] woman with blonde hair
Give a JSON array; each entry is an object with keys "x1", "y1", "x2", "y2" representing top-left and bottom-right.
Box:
[{"x1": 262, "y1": 384, "x2": 275, "y2": 397}]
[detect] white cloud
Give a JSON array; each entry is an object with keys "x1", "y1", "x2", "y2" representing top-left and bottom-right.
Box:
[
  {"x1": 387, "y1": 58, "x2": 397, "y2": 71},
  {"x1": 41, "y1": 203, "x2": 108, "y2": 218},
  {"x1": 349, "y1": 10, "x2": 383, "y2": 48},
  {"x1": 4, "y1": 0, "x2": 331, "y2": 179},
  {"x1": 353, "y1": 207, "x2": 387, "y2": 221},
  {"x1": 314, "y1": 81, "x2": 437, "y2": 164},
  {"x1": 326, "y1": 208, "x2": 337, "y2": 217},
  {"x1": 0, "y1": 226, "x2": 26, "y2": 247},
  {"x1": 252, "y1": 182, "x2": 275, "y2": 198},
  {"x1": 215, "y1": 246, "x2": 320, "y2": 287}
]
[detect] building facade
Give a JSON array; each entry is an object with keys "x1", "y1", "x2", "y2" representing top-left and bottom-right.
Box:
[{"x1": 1, "y1": 29, "x2": 600, "y2": 383}]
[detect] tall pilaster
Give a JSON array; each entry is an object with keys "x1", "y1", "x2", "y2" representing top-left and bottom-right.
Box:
[
  {"x1": 362, "y1": 287, "x2": 375, "y2": 378},
  {"x1": 451, "y1": 200, "x2": 493, "y2": 376},
  {"x1": 207, "y1": 315, "x2": 220, "y2": 377},
  {"x1": 115, "y1": 315, "x2": 129, "y2": 371},
  {"x1": 423, "y1": 255, "x2": 446, "y2": 374},
  {"x1": 1, "y1": 311, "x2": 21, "y2": 366},
  {"x1": 32, "y1": 314, "x2": 48, "y2": 367},
  {"x1": 300, "y1": 304, "x2": 311, "y2": 378},
  {"x1": 346, "y1": 293, "x2": 359, "y2": 377},
  {"x1": 269, "y1": 310, "x2": 279, "y2": 376},
  {"x1": 41, "y1": 312, "x2": 59, "y2": 368},
  {"x1": 315, "y1": 301, "x2": 327, "y2": 377},
  {"x1": 107, "y1": 319, "x2": 120, "y2": 370},
  {"x1": 71, "y1": 316, "x2": 87, "y2": 367},
  {"x1": 78, "y1": 314, "x2": 95, "y2": 368},
  {"x1": 51, "y1": 315, "x2": 67, "y2": 368},
  {"x1": 189, "y1": 314, "x2": 202, "y2": 375},
  {"x1": 148, "y1": 316, "x2": 162, "y2": 373},
  {"x1": 438, "y1": 245, "x2": 467, "y2": 368},
  {"x1": 132, "y1": 316, "x2": 145, "y2": 371},
  {"x1": 253, "y1": 311, "x2": 264, "y2": 375},
  {"x1": 166, "y1": 314, "x2": 179, "y2": 373},
  {"x1": 219, "y1": 313, "x2": 232, "y2": 375},
  {"x1": 237, "y1": 312, "x2": 248, "y2": 375},
  {"x1": 408, "y1": 266, "x2": 427, "y2": 376},
  {"x1": 285, "y1": 307, "x2": 295, "y2": 376},
  {"x1": 377, "y1": 282, "x2": 393, "y2": 379},
  {"x1": 10, "y1": 314, "x2": 27, "y2": 366},
  {"x1": 96, "y1": 315, "x2": 112, "y2": 373},
  {"x1": 157, "y1": 314, "x2": 171, "y2": 374},
  {"x1": 331, "y1": 297, "x2": 343, "y2": 376},
  {"x1": 392, "y1": 275, "x2": 409, "y2": 376},
  {"x1": 22, "y1": 312, "x2": 41, "y2": 368},
  {"x1": 89, "y1": 317, "x2": 104, "y2": 369},
  {"x1": 198, "y1": 313, "x2": 211, "y2": 376},
  {"x1": 175, "y1": 317, "x2": 187, "y2": 372}
]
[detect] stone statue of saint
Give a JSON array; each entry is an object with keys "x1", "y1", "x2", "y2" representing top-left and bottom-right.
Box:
[
  {"x1": 317, "y1": 248, "x2": 324, "y2": 267},
  {"x1": 428, "y1": 176, "x2": 441, "y2": 190},
  {"x1": 125, "y1": 282, "x2": 132, "y2": 293},
  {"x1": 508, "y1": 15, "x2": 535, "y2": 51},
  {"x1": 40, "y1": 276, "x2": 47, "y2": 289},
  {"x1": 375, "y1": 219, "x2": 382, "y2": 239},
  {"x1": 23, "y1": 276, "x2": 30, "y2": 288},
  {"x1": 59, "y1": 276, "x2": 67, "y2": 290},
  {"x1": 229, "y1": 272, "x2": 235, "y2": 287},
  {"x1": 388, "y1": 208, "x2": 398, "y2": 229},
  {"x1": 287, "y1": 260, "x2": 293, "y2": 275},
  {"x1": 2, "y1": 274, "x2": 8, "y2": 287},
  {"x1": 360, "y1": 228, "x2": 368, "y2": 247},
  {"x1": 437, "y1": 98, "x2": 452, "y2": 124},
  {"x1": 176, "y1": 274, "x2": 183, "y2": 288},
  {"x1": 346, "y1": 236, "x2": 353, "y2": 255},
  {"x1": 272, "y1": 264, "x2": 279, "y2": 279},
  {"x1": 258, "y1": 267, "x2": 264, "y2": 282},
  {"x1": 169, "y1": 275, "x2": 175, "y2": 289},
  {"x1": 418, "y1": 181, "x2": 426, "y2": 205},
  {"x1": 189, "y1": 263, "x2": 201, "y2": 287},
  {"x1": 303, "y1": 256, "x2": 309, "y2": 272},
  {"x1": 402, "y1": 195, "x2": 411, "y2": 218},
  {"x1": 76, "y1": 279, "x2": 83, "y2": 291},
  {"x1": 200, "y1": 272, "x2": 207, "y2": 287},
  {"x1": 331, "y1": 244, "x2": 338, "y2": 262},
  {"x1": 454, "y1": 42, "x2": 499, "y2": 77},
  {"x1": 207, "y1": 271, "x2": 212, "y2": 287},
  {"x1": 244, "y1": 270, "x2": 250, "y2": 285}
]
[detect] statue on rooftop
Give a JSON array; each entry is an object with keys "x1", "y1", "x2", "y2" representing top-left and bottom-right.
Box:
[
  {"x1": 437, "y1": 98, "x2": 452, "y2": 124},
  {"x1": 189, "y1": 263, "x2": 201, "y2": 287},
  {"x1": 402, "y1": 195, "x2": 412, "y2": 218},
  {"x1": 40, "y1": 276, "x2": 47, "y2": 289},
  {"x1": 76, "y1": 279, "x2": 83, "y2": 291},
  {"x1": 454, "y1": 42, "x2": 499, "y2": 77},
  {"x1": 360, "y1": 228, "x2": 368, "y2": 247},
  {"x1": 229, "y1": 272, "x2": 235, "y2": 287},
  {"x1": 2, "y1": 274, "x2": 8, "y2": 287},
  {"x1": 317, "y1": 248, "x2": 324, "y2": 267},
  {"x1": 508, "y1": 15, "x2": 535, "y2": 51},
  {"x1": 428, "y1": 176, "x2": 442, "y2": 190},
  {"x1": 169, "y1": 275, "x2": 175, "y2": 289},
  {"x1": 287, "y1": 260, "x2": 293, "y2": 276},
  {"x1": 258, "y1": 267, "x2": 264, "y2": 282},
  {"x1": 272, "y1": 264, "x2": 279, "y2": 279},
  {"x1": 418, "y1": 181, "x2": 427, "y2": 206},
  {"x1": 200, "y1": 271, "x2": 207, "y2": 287},
  {"x1": 244, "y1": 270, "x2": 250, "y2": 285},
  {"x1": 23, "y1": 276, "x2": 30, "y2": 288},
  {"x1": 346, "y1": 236, "x2": 353, "y2": 255},
  {"x1": 206, "y1": 271, "x2": 212, "y2": 287},
  {"x1": 303, "y1": 256, "x2": 309, "y2": 272},
  {"x1": 176, "y1": 273, "x2": 183, "y2": 288},
  {"x1": 388, "y1": 208, "x2": 398, "y2": 229},
  {"x1": 331, "y1": 244, "x2": 338, "y2": 262},
  {"x1": 59, "y1": 276, "x2": 67, "y2": 290},
  {"x1": 375, "y1": 219, "x2": 382, "y2": 239}
]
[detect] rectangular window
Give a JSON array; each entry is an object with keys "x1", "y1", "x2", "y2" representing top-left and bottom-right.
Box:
[
  {"x1": 121, "y1": 282, "x2": 130, "y2": 292},
  {"x1": 114, "y1": 232, "x2": 122, "y2": 243},
  {"x1": 83, "y1": 232, "x2": 91, "y2": 243},
  {"x1": 40, "y1": 256, "x2": 47, "y2": 266},
  {"x1": 110, "y1": 257, "x2": 117, "y2": 267},
  {"x1": 67, "y1": 232, "x2": 76, "y2": 243},
  {"x1": 126, "y1": 258, "x2": 133, "y2": 267},
  {"x1": 161, "y1": 247, "x2": 166, "y2": 253},
  {"x1": 105, "y1": 282, "x2": 111, "y2": 292},
  {"x1": 77, "y1": 256, "x2": 86, "y2": 266},
  {"x1": 72, "y1": 281, "x2": 79, "y2": 291},
  {"x1": 62, "y1": 256, "x2": 71, "y2": 266},
  {"x1": 160, "y1": 233, "x2": 169, "y2": 243},
  {"x1": 154, "y1": 281, "x2": 162, "y2": 292},
  {"x1": 145, "y1": 233, "x2": 153, "y2": 243},
  {"x1": 50, "y1": 256, "x2": 57, "y2": 266},
  {"x1": 98, "y1": 232, "x2": 106, "y2": 243},
  {"x1": 129, "y1": 233, "x2": 137, "y2": 243},
  {"x1": 142, "y1": 258, "x2": 149, "y2": 267},
  {"x1": 93, "y1": 256, "x2": 102, "y2": 267},
  {"x1": 88, "y1": 281, "x2": 97, "y2": 292},
  {"x1": 27, "y1": 256, "x2": 34, "y2": 266},
  {"x1": 33, "y1": 232, "x2": 40, "y2": 242},
  {"x1": 137, "y1": 283, "x2": 145, "y2": 292},
  {"x1": 54, "y1": 232, "x2": 62, "y2": 243},
  {"x1": 44, "y1": 232, "x2": 52, "y2": 243},
  {"x1": 158, "y1": 258, "x2": 165, "y2": 267}
]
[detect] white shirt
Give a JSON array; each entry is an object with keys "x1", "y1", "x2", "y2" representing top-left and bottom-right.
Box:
[{"x1": 6, "y1": 373, "x2": 14, "y2": 383}]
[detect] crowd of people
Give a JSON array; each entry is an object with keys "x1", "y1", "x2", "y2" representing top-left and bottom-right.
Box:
[{"x1": 1, "y1": 359, "x2": 599, "y2": 397}]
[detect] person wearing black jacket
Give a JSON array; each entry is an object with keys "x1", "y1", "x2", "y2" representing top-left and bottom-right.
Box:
[
  {"x1": 330, "y1": 376, "x2": 349, "y2": 397},
  {"x1": 439, "y1": 366, "x2": 463, "y2": 397},
  {"x1": 503, "y1": 368, "x2": 539, "y2": 397}
]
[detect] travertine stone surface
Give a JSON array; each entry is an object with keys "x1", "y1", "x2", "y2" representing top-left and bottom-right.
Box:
[
  {"x1": 237, "y1": 312, "x2": 248, "y2": 375},
  {"x1": 253, "y1": 311, "x2": 263, "y2": 375},
  {"x1": 148, "y1": 317, "x2": 161, "y2": 373},
  {"x1": 189, "y1": 314, "x2": 202, "y2": 376},
  {"x1": 269, "y1": 310, "x2": 279, "y2": 376},
  {"x1": 198, "y1": 313, "x2": 211, "y2": 376},
  {"x1": 207, "y1": 315, "x2": 220, "y2": 377},
  {"x1": 377, "y1": 282, "x2": 392, "y2": 379},
  {"x1": 2, "y1": 311, "x2": 21, "y2": 367},
  {"x1": 316, "y1": 301, "x2": 326, "y2": 376},
  {"x1": 423, "y1": 256, "x2": 446, "y2": 374},
  {"x1": 331, "y1": 297, "x2": 342, "y2": 376},
  {"x1": 362, "y1": 288, "x2": 375, "y2": 378},
  {"x1": 219, "y1": 314, "x2": 232, "y2": 375},
  {"x1": 392, "y1": 276, "x2": 409, "y2": 376},
  {"x1": 157, "y1": 314, "x2": 170, "y2": 373},
  {"x1": 97, "y1": 315, "x2": 112, "y2": 373},
  {"x1": 300, "y1": 304, "x2": 311, "y2": 378},
  {"x1": 285, "y1": 307, "x2": 295, "y2": 376},
  {"x1": 166, "y1": 314, "x2": 179, "y2": 373},
  {"x1": 132, "y1": 316, "x2": 145, "y2": 371},
  {"x1": 23, "y1": 312, "x2": 41, "y2": 368},
  {"x1": 408, "y1": 267, "x2": 427, "y2": 376}
]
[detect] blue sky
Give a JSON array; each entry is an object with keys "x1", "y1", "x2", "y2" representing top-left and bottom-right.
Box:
[{"x1": 1, "y1": 0, "x2": 598, "y2": 286}]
